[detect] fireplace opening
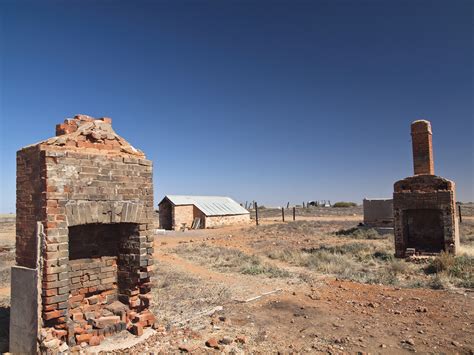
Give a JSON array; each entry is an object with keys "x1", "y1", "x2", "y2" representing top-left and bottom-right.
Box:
[
  {"x1": 403, "y1": 209, "x2": 444, "y2": 254},
  {"x1": 67, "y1": 223, "x2": 140, "y2": 343}
]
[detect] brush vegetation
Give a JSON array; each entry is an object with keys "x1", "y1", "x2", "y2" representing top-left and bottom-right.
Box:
[{"x1": 174, "y1": 243, "x2": 290, "y2": 278}]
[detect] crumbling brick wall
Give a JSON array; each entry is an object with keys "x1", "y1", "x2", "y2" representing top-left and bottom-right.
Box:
[
  {"x1": 16, "y1": 145, "x2": 46, "y2": 268},
  {"x1": 393, "y1": 120, "x2": 459, "y2": 257},
  {"x1": 14, "y1": 115, "x2": 156, "y2": 351},
  {"x1": 363, "y1": 199, "x2": 393, "y2": 227}
]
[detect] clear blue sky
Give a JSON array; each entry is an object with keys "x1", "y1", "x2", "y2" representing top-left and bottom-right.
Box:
[{"x1": 0, "y1": 0, "x2": 472, "y2": 213}]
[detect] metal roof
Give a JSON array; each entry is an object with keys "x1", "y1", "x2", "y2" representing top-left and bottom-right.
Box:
[{"x1": 160, "y1": 195, "x2": 249, "y2": 216}]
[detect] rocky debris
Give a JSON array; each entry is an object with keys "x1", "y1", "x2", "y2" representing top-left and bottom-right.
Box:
[
  {"x1": 89, "y1": 335, "x2": 101, "y2": 346},
  {"x1": 235, "y1": 335, "x2": 247, "y2": 344},
  {"x1": 205, "y1": 337, "x2": 220, "y2": 349},
  {"x1": 416, "y1": 306, "x2": 428, "y2": 313},
  {"x1": 131, "y1": 324, "x2": 144, "y2": 336},
  {"x1": 178, "y1": 343, "x2": 199, "y2": 352},
  {"x1": 402, "y1": 338, "x2": 415, "y2": 346},
  {"x1": 220, "y1": 336, "x2": 233, "y2": 345},
  {"x1": 42, "y1": 338, "x2": 60, "y2": 350},
  {"x1": 47, "y1": 115, "x2": 144, "y2": 156}
]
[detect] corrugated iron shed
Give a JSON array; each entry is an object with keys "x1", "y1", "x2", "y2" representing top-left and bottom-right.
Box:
[{"x1": 159, "y1": 195, "x2": 249, "y2": 216}]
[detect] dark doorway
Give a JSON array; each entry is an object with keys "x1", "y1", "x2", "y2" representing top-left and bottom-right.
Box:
[
  {"x1": 403, "y1": 209, "x2": 444, "y2": 253},
  {"x1": 159, "y1": 200, "x2": 173, "y2": 230}
]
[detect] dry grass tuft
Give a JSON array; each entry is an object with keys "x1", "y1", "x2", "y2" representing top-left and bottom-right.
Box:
[
  {"x1": 151, "y1": 264, "x2": 231, "y2": 326},
  {"x1": 268, "y1": 237, "x2": 474, "y2": 290},
  {"x1": 174, "y1": 243, "x2": 290, "y2": 278},
  {"x1": 335, "y1": 227, "x2": 387, "y2": 240}
]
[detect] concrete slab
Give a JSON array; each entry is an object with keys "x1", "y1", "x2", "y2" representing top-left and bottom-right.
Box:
[
  {"x1": 87, "y1": 328, "x2": 156, "y2": 353},
  {"x1": 9, "y1": 266, "x2": 39, "y2": 354}
]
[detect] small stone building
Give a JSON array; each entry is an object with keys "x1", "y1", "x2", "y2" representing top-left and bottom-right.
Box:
[
  {"x1": 11, "y1": 115, "x2": 155, "y2": 353},
  {"x1": 363, "y1": 198, "x2": 393, "y2": 227},
  {"x1": 159, "y1": 195, "x2": 250, "y2": 230},
  {"x1": 393, "y1": 120, "x2": 459, "y2": 257}
]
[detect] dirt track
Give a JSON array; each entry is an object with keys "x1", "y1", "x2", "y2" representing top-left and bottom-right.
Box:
[{"x1": 140, "y1": 223, "x2": 474, "y2": 354}]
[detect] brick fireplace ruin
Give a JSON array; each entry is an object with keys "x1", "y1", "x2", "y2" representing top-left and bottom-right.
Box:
[
  {"x1": 11, "y1": 115, "x2": 155, "y2": 352},
  {"x1": 393, "y1": 120, "x2": 459, "y2": 258}
]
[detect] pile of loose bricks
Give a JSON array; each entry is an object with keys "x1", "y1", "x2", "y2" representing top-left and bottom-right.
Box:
[{"x1": 15, "y1": 115, "x2": 156, "y2": 352}]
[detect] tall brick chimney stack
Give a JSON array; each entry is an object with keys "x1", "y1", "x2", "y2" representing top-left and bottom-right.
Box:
[{"x1": 411, "y1": 120, "x2": 434, "y2": 175}]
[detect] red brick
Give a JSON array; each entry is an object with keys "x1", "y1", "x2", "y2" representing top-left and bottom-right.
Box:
[
  {"x1": 131, "y1": 324, "x2": 143, "y2": 336},
  {"x1": 76, "y1": 333, "x2": 92, "y2": 343},
  {"x1": 89, "y1": 335, "x2": 101, "y2": 346},
  {"x1": 43, "y1": 310, "x2": 64, "y2": 320},
  {"x1": 72, "y1": 312, "x2": 84, "y2": 321},
  {"x1": 92, "y1": 316, "x2": 120, "y2": 329}
]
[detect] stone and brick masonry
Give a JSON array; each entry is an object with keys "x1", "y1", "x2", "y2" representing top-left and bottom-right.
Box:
[
  {"x1": 15, "y1": 115, "x2": 156, "y2": 352},
  {"x1": 393, "y1": 120, "x2": 459, "y2": 257}
]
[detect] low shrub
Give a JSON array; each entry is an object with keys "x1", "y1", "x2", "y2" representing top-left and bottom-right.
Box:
[
  {"x1": 332, "y1": 202, "x2": 357, "y2": 208},
  {"x1": 335, "y1": 227, "x2": 385, "y2": 240},
  {"x1": 425, "y1": 252, "x2": 474, "y2": 289},
  {"x1": 174, "y1": 244, "x2": 290, "y2": 278}
]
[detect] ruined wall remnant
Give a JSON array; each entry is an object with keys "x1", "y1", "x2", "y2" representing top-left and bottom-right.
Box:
[
  {"x1": 393, "y1": 120, "x2": 459, "y2": 258},
  {"x1": 12, "y1": 114, "x2": 155, "y2": 352},
  {"x1": 363, "y1": 198, "x2": 393, "y2": 228}
]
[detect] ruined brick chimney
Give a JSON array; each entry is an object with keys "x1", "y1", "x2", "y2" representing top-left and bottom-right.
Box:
[
  {"x1": 393, "y1": 120, "x2": 459, "y2": 258},
  {"x1": 11, "y1": 115, "x2": 155, "y2": 353},
  {"x1": 411, "y1": 120, "x2": 434, "y2": 175}
]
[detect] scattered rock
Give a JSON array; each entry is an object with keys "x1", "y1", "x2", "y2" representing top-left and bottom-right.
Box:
[
  {"x1": 402, "y1": 339, "x2": 415, "y2": 346},
  {"x1": 42, "y1": 338, "x2": 60, "y2": 349},
  {"x1": 451, "y1": 340, "x2": 461, "y2": 347},
  {"x1": 178, "y1": 343, "x2": 198, "y2": 352},
  {"x1": 416, "y1": 306, "x2": 428, "y2": 313},
  {"x1": 380, "y1": 344, "x2": 387, "y2": 348},
  {"x1": 205, "y1": 337, "x2": 220, "y2": 349},
  {"x1": 235, "y1": 335, "x2": 247, "y2": 344},
  {"x1": 58, "y1": 342, "x2": 68, "y2": 353},
  {"x1": 220, "y1": 336, "x2": 233, "y2": 345}
]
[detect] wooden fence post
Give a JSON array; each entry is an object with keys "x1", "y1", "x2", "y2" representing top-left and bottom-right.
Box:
[
  {"x1": 293, "y1": 207, "x2": 296, "y2": 221},
  {"x1": 458, "y1": 204, "x2": 462, "y2": 223},
  {"x1": 255, "y1": 202, "x2": 259, "y2": 226},
  {"x1": 282, "y1": 207, "x2": 285, "y2": 222}
]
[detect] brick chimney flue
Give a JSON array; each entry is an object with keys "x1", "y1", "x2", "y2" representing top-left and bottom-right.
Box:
[{"x1": 411, "y1": 120, "x2": 434, "y2": 175}]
